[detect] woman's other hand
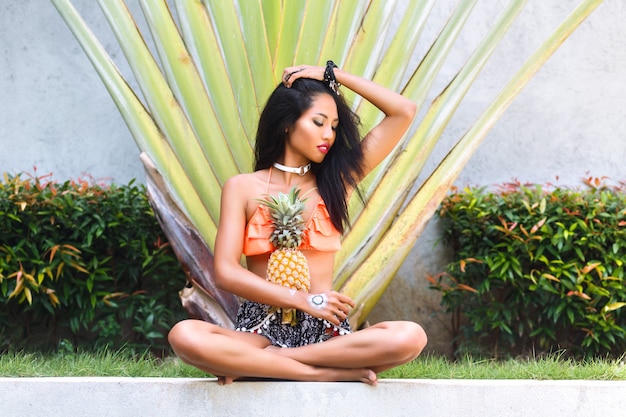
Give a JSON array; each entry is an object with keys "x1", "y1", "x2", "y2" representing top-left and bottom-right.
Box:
[{"x1": 304, "y1": 290, "x2": 355, "y2": 326}]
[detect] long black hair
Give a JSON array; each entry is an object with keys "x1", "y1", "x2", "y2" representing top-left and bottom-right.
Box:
[{"x1": 254, "y1": 79, "x2": 364, "y2": 234}]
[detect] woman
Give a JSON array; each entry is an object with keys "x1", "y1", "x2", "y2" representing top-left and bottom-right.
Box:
[{"x1": 168, "y1": 62, "x2": 427, "y2": 386}]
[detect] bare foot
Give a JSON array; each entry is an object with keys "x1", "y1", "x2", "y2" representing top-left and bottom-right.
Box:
[
  {"x1": 321, "y1": 368, "x2": 378, "y2": 386},
  {"x1": 264, "y1": 346, "x2": 377, "y2": 386},
  {"x1": 364, "y1": 369, "x2": 378, "y2": 386}
]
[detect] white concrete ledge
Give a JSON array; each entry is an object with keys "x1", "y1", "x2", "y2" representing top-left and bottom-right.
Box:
[{"x1": 2, "y1": 377, "x2": 625, "y2": 417}]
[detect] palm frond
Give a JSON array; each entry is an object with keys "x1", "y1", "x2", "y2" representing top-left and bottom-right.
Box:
[{"x1": 52, "y1": 0, "x2": 604, "y2": 326}]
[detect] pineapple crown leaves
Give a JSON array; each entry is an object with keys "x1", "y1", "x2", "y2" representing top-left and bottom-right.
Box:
[{"x1": 257, "y1": 187, "x2": 308, "y2": 249}]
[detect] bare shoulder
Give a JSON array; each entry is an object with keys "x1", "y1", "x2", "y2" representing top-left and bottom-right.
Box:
[{"x1": 223, "y1": 170, "x2": 269, "y2": 202}]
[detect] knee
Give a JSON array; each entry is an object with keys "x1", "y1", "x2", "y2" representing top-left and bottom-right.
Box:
[
  {"x1": 168, "y1": 320, "x2": 203, "y2": 358},
  {"x1": 167, "y1": 320, "x2": 188, "y2": 348},
  {"x1": 388, "y1": 321, "x2": 428, "y2": 361}
]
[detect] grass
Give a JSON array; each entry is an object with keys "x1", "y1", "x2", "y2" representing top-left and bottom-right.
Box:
[
  {"x1": 1, "y1": 349, "x2": 624, "y2": 380},
  {"x1": 379, "y1": 353, "x2": 626, "y2": 380},
  {"x1": 0, "y1": 350, "x2": 206, "y2": 378}
]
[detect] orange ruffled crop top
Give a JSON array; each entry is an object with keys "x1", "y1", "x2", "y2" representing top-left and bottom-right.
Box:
[{"x1": 243, "y1": 169, "x2": 342, "y2": 256}]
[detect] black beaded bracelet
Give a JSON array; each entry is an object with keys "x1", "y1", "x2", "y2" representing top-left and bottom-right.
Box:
[{"x1": 324, "y1": 60, "x2": 341, "y2": 94}]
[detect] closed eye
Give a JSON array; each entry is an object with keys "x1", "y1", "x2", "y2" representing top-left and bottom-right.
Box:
[{"x1": 313, "y1": 119, "x2": 339, "y2": 132}]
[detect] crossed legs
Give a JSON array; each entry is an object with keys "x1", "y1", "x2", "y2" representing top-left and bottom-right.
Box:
[
  {"x1": 168, "y1": 319, "x2": 426, "y2": 385},
  {"x1": 268, "y1": 321, "x2": 427, "y2": 373}
]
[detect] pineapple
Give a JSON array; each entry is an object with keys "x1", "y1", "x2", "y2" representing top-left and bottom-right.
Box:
[{"x1": 258, "y1": 187, "x2": 311, "y2": 325}]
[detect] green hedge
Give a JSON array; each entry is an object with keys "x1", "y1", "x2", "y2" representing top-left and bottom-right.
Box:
[
  {"x1": 433, "y1": 178, "x2": 626, "y2": 358},
  {"x1": 0, "y1": 172, "x2": 187, "y2": 354}
]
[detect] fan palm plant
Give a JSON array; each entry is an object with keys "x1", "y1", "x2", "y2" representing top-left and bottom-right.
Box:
[{"x1": 51, "y1": 0, "x2": 604, "y2": 328}]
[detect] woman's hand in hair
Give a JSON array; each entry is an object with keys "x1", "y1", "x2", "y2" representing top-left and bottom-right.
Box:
[{"x1": 282, "y1": 64, "x2": 323, "y2": 87}]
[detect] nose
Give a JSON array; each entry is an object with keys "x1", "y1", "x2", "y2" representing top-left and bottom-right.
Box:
[{"x1": 323, "y1": 125, "x2": 334, "y2": 141}]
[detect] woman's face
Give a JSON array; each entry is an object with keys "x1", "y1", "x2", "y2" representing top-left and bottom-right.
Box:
[{"x1": 286, "y1": 93, "x2": 338, "y2": 164}]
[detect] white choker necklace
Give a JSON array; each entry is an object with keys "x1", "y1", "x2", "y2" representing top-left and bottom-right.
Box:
[{"x1": 273, "y1": 162, "x2": 311, "y2": 176}]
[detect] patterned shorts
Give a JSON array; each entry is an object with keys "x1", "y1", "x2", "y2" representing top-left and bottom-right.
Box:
[{"x1": 235, "y1": 300, "x2": 352, "y2": 348}]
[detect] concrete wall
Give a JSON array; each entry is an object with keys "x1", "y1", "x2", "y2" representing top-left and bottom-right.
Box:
[
  {"x1": 3, "y1": 378, "x2": 626, "y2": 417},
  {"x1": 2, "y1": 1, "x2": 625, "y2": 355}
]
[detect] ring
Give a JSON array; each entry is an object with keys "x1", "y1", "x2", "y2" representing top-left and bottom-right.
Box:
[{"x1": 307, "y1": 293, "x2": 328, "y2": 310}]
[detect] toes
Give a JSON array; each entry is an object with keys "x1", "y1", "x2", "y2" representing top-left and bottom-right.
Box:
[{"x1": 217, "y1": 375, "x2": 235, "y2": 385}]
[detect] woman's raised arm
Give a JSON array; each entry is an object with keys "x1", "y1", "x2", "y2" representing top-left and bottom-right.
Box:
[{"x1": 283, "y1": 63, "x2": 416, "y2": 178}]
